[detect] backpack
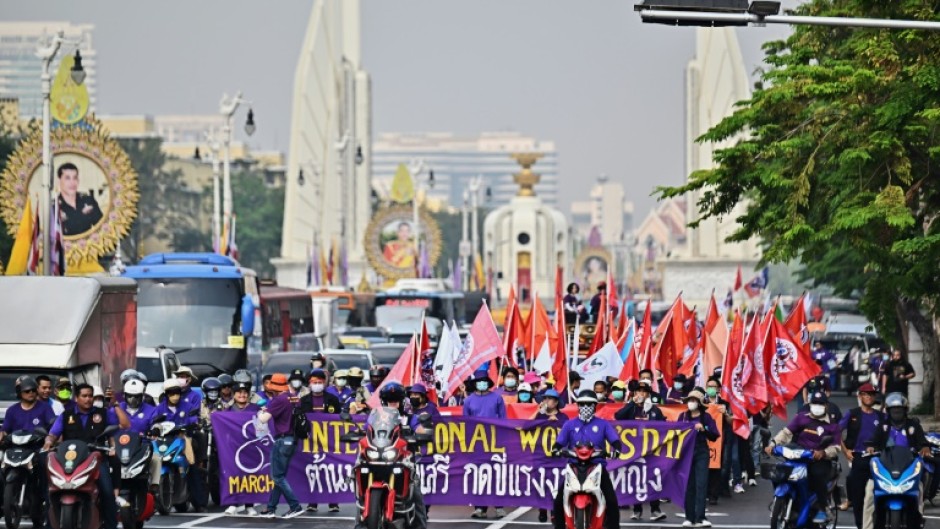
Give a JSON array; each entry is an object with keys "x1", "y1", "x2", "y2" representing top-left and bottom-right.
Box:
[{"x1": 291, "y1": 406, "x2": 310, "y2": 439}]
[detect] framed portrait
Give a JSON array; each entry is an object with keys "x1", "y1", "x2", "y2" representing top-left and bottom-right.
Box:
[
  {"x1": 574, "y1": 247, "x2": 612, "y2": 297},
  {"x1": 364, "y1": 205, "x2": 441, "y2": 280},
  {"x1": 0, "y1": 116, "x2": 138, "y2": 265}
]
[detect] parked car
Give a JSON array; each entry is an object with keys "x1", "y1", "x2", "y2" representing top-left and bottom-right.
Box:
[
  {"x1": 369, "y1": 343, "x2": 408, "y2": 367},
  {"x1": 324, "y1": 349, "x2": 375, "y2": 373},
  {"x1": 262, "y1": 352, "x2": 318, "y2": 377},
  {"x1": 342, "y1": 327, "x2": 390, "y2": 345}
]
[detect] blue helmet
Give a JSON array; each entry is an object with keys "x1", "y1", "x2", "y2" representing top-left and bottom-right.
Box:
[{"x1": 379, "y1": 382, "x2": 406, "y2": 405}]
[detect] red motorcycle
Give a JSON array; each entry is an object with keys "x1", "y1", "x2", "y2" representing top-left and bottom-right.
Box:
[
  {"x1": 553, "y1": 444, "x2": 610, "y2": 529},
  {"x1": 47, "y1": 426, "x2": 118, "y2": 529},
  {"x1": 340, "y1": 409, "x2": 431, "y2": 529}
]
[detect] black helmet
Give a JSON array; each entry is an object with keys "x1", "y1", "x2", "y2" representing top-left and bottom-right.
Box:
[
  {"x1": 15, "y1": 376, "x2": 37, "y2": 397},
  {"x1": 218, "y1": 374, "x2": 234, "y2": 388},
  {"x1": 310, "y1": 352, "x2": 326, "y2": 365},
  {"x1": 370, "y1": 365, "x2": 389, "y2": 380},
  {"x1": 233, "y1": 369, "x2": 252, "y2": 385},
  {"x1": 379, "y1": 382, "x2": 406, "y2": 405},
  {"x1": 202, "y1": 377, "x2": 222, "y2": 402}
]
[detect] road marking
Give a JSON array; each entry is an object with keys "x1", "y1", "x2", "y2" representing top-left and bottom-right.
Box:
[
  {"x1": 485, "y1": 507, "x2": 532, "y2": 529},
  {"x1": 177, "y1": 513, "x2": 226, "y2": 528}
]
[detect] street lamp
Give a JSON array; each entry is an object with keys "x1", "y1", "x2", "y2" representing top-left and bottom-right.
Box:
[
  {"x1": 219, "y1": 91, "x2": 253, "y2": 253},
  {"x1": 38, "y1": 30, "x2": 84, "y2": 275},
  {"x1": 355, "y1": 145, "x2": 364, "y2": 166},
  {"x1": 244, "y1": 108, "x2": 256, "y2": 136},
  {"x1": 408, "y1": 158, "x2": 431, "y2": 260},
  {"x1": 203, "y1": 128, "x2": 222, "y2": 253}
]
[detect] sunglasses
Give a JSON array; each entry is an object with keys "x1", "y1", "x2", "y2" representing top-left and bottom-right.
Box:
[{"x1": 21, "y1": 389, "x2": 36, "y2": 394}]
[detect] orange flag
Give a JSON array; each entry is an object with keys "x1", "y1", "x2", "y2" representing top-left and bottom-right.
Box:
[
  {"x1": 552, "y1": 295, "x2": 569, "y2": 394},
  {"x1": 652, "y1": 295, "x2": 690, "y2": 386},
  {"x1": 784, "y1": 293, "x2": 811, "y2": 358},
  {"x1": 367, "y1": 334, "x2": 416, "y2": 409},
  {"x1": 636, "y1": 302, "x2": 653, "y2": 371},
  {"x1": 720, "y1": 311, "x2": 751, "y2": 438},
  {"x1": 702, "y1": 295, "x2": 728, "y2": 384}
]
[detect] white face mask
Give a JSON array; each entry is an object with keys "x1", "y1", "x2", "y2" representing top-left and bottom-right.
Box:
[
  {"x1": 290, "y1": 380, "x2": 302, "y2": 389},
  {"x1": 687, "y1": 401, "x2": 699, "y2": 411},
  {"x1": 93, "y1": 400, "x2": 104, "y2": 409},
  {"x1": 310, "y1": 383, "x2": 325, "y2": 394},
  {"x1": 810, "y1": 404, "x2": 826, "y2": 417},
  {"x1": 336, "y1": 379, "x2": 347, "y2": 388}
]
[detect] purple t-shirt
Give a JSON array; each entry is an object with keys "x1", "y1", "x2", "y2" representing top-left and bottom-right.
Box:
[
  {"x1": 3, "y1": 401, "x2": 56, "y2": 434},
  {"x1": 463, "y1": 391, "x2": 506, "y2": 419},
  {"x1": 785, "y1": 412, "x2": 842, "y2": 451},
  {"x1": 838, "y1": 409, "x2": 883, "y2": 452},
  {"x1": 265, "y1": 393, "x2": 295, "y2": 437}
]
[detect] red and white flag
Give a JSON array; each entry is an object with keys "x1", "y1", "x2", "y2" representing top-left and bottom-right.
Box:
[
  {"x1": 552, "y1": 294, "x2": 569, "y2": 394},
  {"x1": 445, "y1": 303, "x2": 505, "y2": 401},
  {"x1": 743, "y1": 314, "x2": 770, "y2": 415},
  {"x1": 765, "y1": 311, "x2": 821, "y2": 409},
  {"x1": 635, "y1": 302, "x2": 653, "y2": 372},
  {"x1": 366, "y1": 334, "x2": 417, "y2": 409},
  {"x1": 720, "y1": 311, "x2": 751, "y2": 438},
  {"x1": 784, "y1": 293, "x2": 811, "y2": 358}
]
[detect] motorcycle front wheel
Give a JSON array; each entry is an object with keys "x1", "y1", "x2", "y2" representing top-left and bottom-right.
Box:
[
  {"x1": 157, "y1": 475, "x2": 172, "y2": 516},
  {"x1": 59, "y1": 504, "x2": 76, "y2": 529},
  {"x1": 573, "y1": 507, "x2": 588, "y2": 529},
  {"x1": 120, "y1": 504, "x2": 136, "y2": 529},
  {"x1": 365, "y1": 488, "x2": 386, "y2": 529},
  {"x1": 770, "y1": 497, "x2": 791, "y2": 529},
  {"x1": 3, "y1": 481, "x2": 23, "y2": 529},
  {"x1": 887, "y1": 509, "x2": 902, "y2": 529}
]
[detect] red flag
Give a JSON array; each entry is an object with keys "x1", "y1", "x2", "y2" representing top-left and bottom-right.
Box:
[
  {"x1": 733, "y1": 265, "x2": 743, "y2": 292},
  {"x1": 446, "y1": 303, "x2": 505, "y2": 399},
  {"x1": 619, "y1": 318, "x2": 640, "y2": 382},
  {"x1": 635, "y1": 302, "x2": 653, "y2": 372},
  {"x1": 414, "y1": 319, "x2": 438, "y2": 404},
  {"x1": 652, "y1": 295, "x2": 690, "y2": 386},
  {"x1": 766, "y1": 312, "x2": 821, "y2": 408},
  {"x1": 742, "y1": 315, "x2": 770, "y2": 415},
  {"x1": 502, "y1": 287, "x2": 523, "y2": 370},
  {"x1": 784, "y1": 294, "x2": 811, "y2": 358},
  {"x1": 677, "y1": 306, "x2": 702, "y2": 379},
  {"x1": 554, "y1": 266, "x2": 564, "y2": 306},
  {"x1": 606, "y1": 268, "x2": 618, "y2": 317},
  {"x1": 587, "y1": 295, "x2": 607, "y2": 356},
  {"x1": 367, "y1": 334, "x2": 416, "y2": 409},
  {"x1": 720, "y1": 311, "x2": 751, "y2": 438},
  {"x1": 552, "y1": 296, "x2": 569, "y2": 394}
]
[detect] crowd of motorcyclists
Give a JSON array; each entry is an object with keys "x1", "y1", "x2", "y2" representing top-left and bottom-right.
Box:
[{"x1": 1, "y1": 339, "x2": 936, "y2": 529}]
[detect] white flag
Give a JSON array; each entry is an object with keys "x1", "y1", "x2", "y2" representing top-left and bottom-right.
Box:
[
  {"x1": 531, "y1": 337, "x2": 552, "y2": 375},
  {"x1": 434, "y1": 321, "x2": 460, "y2": 395},
  {"x1": 573, "y1": 341, "x2": 624, "y2": 389}
]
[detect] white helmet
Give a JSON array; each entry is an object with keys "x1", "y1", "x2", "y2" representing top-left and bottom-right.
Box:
[
  {"x1": 124, "y1": 379, "x2": 146, "y2": 396},
  {"x1": 92, "y1": 385, "x2": 105, "y2": 398},
  {"x1": 163, "y1": 378, "x2": 182, "y2": 391},
  {"x1": 518, "y1": 382, "x2": 533, "y2": 393}
]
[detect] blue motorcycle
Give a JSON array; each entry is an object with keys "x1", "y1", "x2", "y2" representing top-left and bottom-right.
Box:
[
  {"x1": 925, "y1": 432, "x2": 940, "y2": 504},
  {"x1": 150, "y1": 421, "x2": 191, "y2": 516},
  {"x1": 869, "y1": 446, "x2": 926, "y2": 529},
  {"x1": 763, "y1": 445, "x2": 839, "y2": 529}
]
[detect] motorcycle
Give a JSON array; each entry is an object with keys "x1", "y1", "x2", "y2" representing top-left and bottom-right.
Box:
[
  {"x1": 925, "y1": 432, "x2": 940, "y2": 504},
  {"x1": 47, "y1": 425, "x2": 119, "y2": 529},
  {"x1": 1, "y1": 428, "x2": 47, "y2": 529},
  {"x1": 115, "y1": 431, "x2": 155, "y2": 529},
  {"x1": 763, "y1": 444, "x2": 840, "y2": 529},
  {"x1": 552, "y1": 444, "x2": 610, "y2": 529},
  {"x1": 150, "y1": 421, "x2": 191, "y2": 516},
  {"x1": 339, "y1": 409, "x2": 431, "y2": 529},
  {"x1": 869, "y1": 446, "x2": 926, "y2": 529}
]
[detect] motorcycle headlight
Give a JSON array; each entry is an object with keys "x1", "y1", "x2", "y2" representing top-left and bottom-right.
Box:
[
  {"x1": 365, "y1": 449, "x2": 380, "y2": 461},
  {"x1": 11, "y1": 434, "x2": 31, "y2": 446},
  {"x1": 789, "y1": 466, "x2": 807, "y2": 481},
  {"x1": 382, "y1": 449, "x2": 398, "y2": 462},
  {"x1": 67, "y1": 475, "x2": 90, "y2": 490}
]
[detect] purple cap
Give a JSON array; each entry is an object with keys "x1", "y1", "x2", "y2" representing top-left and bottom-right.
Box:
[{"x1": 410, "y1": 383, "x2": 427, "y2": 395}]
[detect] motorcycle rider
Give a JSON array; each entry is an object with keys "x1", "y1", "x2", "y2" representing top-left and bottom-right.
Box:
[
  {"x1": 551, "y1": 390, "x2": 622, "y2": 529},
  {"x1": 119, "y1": 379, "x2": 161, "y2": 496},
  {"x1": 286, "y1": 369, "x2": 309, "y2": 399},
  {"x1": 366, "y1": 365, "x2": 388, "y2": 394},
  {"x1": 765, "y1": 391, "x2": 842, "y2": 524},
  {"x1": 36, "y1": 375, "x2": 63, "y2": 415},
  {"x1": 2, "y1": 376, "x2": 56, "y2": 442},
  {"x1": 614, "y1": 379, "x2": 666, "y2": 521},
  {"x1": 42, "y1": 383, "x2": 131, "y2": 529},
  {"x1": 862, "y1": 392, "x2": 930, "y2": 529},
  {"x1": 174, "y1": 367, "x2": 203, "y2": 411},
  {"x1": 233, "y1": 369, "x2": 266, "y2": 406},
  {"x1": 54, "y1": 378, "x2": 75, "y2": 414},
  {"x1": 217, "y1": 374, "x2": 235, "y2": 409},
  {"x1": 200, "y1": 377, "x2": 225, "y2": 420},
  {"x1": 154, "y1": 378, "x2": 205, "y2": 511},
  {"x1": 346, "y1": 367, "x2": 371, "y2": 414}
]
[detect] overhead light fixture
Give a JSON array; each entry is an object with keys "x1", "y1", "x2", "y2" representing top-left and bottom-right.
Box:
[
  {"x1": 244, "y1": 108, "x2": 256, "y2": 136},
  {"x1": 355, "y1": 145, "x2": 364, "y2": 165},
  {"x1": 70, "y1": 49, "x2": 86, "y2": 85},
  {"x1": 747, "y1": 1, "x2": 780, "y2": 16},
  {"x1": 428, "y1": 169, "x2": 435, "y2": 189},
  {"x1": 297, "y1": 169, "x2": 305, "y2": 186},
  {"x1": 193, "y1": 147, "x2": 201, "y2": 160}
]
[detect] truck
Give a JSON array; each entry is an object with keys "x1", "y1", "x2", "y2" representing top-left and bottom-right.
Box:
[
  {"x1": 122, "y1": 253, "x2": 259, "y2": 378},
  {"x1": 0, "y1": 276, "x2": 138, "y2": 421}
]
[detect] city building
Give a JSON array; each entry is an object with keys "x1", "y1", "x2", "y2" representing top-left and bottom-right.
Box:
[
  {"x1": 273, "y1": 0, "x2": 372, "y2": 290},
  {"x1": 372, "y1": 131, "x2": 560, "y2": 209},
  {"x1": 0, "y1": 22, "x2": 96, "y2": 121},
  {"x1": 568, "y1": 175, "x2": 634, "y2": 245}
]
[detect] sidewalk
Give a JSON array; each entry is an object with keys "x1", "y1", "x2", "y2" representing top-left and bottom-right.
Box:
[{"x1": 914, "y1": 414, "x2": 940, "y2": 432}]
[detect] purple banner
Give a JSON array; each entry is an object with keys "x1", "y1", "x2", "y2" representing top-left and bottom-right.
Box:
[{"x1": 213, "y1": 413, "x2": 696, "y2": 509}]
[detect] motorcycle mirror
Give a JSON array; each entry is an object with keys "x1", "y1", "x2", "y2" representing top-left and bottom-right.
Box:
[
  {"x1": 33, "y1": 427, "x2": 48, "y2": 437},
  {"x1": 417, "y1": 412, "x2": 432, "y2": 427},
  {"x1": 100, "y1": 425, "x2": 119, "y2": 437},
  {"x1": 339, "y1": 412, "x2": 353, "y2": 423}
]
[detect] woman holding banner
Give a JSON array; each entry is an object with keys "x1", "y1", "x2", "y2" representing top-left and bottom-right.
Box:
[{"x1": 678, "y1": 387, "x2": 720, "y2": 528}]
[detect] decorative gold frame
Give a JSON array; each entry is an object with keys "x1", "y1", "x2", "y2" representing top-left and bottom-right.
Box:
[
  {"x1": 574, "y1": 246, "x2": 613, "y2": 297},
  {"x1": 363, "y1": 204, "x2": 441, "y2": 280},
  {"x1": 0, "y1": 115, "x2": 138, "y2": 266}
]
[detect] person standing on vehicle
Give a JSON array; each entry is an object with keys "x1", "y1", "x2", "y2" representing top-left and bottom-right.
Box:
[
  {"x1": 862, "y1": 392, "x2": 930, "y2": 529},
  {"x1": 222, "y1": 382, "x2": 260, "y2": 516},
  {"x1": 464, "y1": 369, "x2": 507, "y2": 519},
  {"x1": 678, "y1": 387, "x2": 720, "y2": 528},
  {"x1": 43, "y1": 384, "x2": 130, "y2": 529},
  {"x1": 881, "y1": 349, "x2": 915, "y2": 397},
  {"x1": 255, "y1": 374, "x2": 304, "y2": 519},
  {"x1": 838, "y1": 383, "x2": 884, "y2": 529},
  {"x1": 615, "y1": 380, "x2": 667, "y2": 521},
  {"x1": 765, "y1": 391, "x2": 842, "y2": 525},
  {"x1": 551, "y1": 390, "x2": 622, "y2": 529}
]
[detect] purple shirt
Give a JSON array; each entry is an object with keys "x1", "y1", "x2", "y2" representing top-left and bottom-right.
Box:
[
  {"x1": 812, "y1": 349, "x2": 836, "y2": 374},
  {"x1": 153, "y1": 402, "x2": 197, "y2": 428},
  {"x1": 784, "y1": 412, "x2": 843, "y2": 451},
  {"x1": 839, "y1": 408, "x2": 883, "y2": 452},
  {"x1": 556, "y1": 417, "x2": 621, "y2": 466},
  {"x1": 463, "y1": 391, "x2": 506, "y2": 419},
  {"x1": 226, "y1": 402, "x2": 261, "y2": 413},
  {"x1": 264, "y1": 392, "x2": 295, "y2": 437},
  {"x1": 887, "y1": 426, "x2": 911, "y2": 448},
  {"x1": 119, "y1": 402, "x2": 159, "y2": 436},
  {"x1": 535, "y1": 411, "x2": 569, "y2": 424},
  {"x1": 3, "y1": 401, "x2": 56, "y2": 434}
]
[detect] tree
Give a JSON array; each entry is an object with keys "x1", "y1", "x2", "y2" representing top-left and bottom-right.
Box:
[
  {"x1": 231, "y1": 169, "x2": 283, "y2": 278},
  {"x1": 657, "y1": 0, "x2": 940, "y2": 416}
]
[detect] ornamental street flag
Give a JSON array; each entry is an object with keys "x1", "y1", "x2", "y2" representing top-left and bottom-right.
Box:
[
  {"x1": 573, "y1": 341, "x2": 623, "y2": 389},
  {"x1": 784, "y1": 293, "x2": 811, "y2": 358},
  {"x1": 720, "y1": 311, "x2": 750, "y2": 438},
  {"x1": 765, "y1": 314, "x2": 821, "y2": 406},
  {"x1": 445, "y1": 303, "x2": 504, "y2": 400},
  {"x1": 743, "y1": 266, "x2": 769, "y2": 298}
]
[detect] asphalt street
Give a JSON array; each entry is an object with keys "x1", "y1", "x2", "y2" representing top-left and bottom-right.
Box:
[{"x1": 139, "y1": 394, "x2": 940, "y2": 529}]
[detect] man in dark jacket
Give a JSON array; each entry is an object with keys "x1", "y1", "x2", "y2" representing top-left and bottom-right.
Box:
[
  {"x1": 615, "y1": 380, "x2": 666, "y2": 521},
  {"x1": 299, "y1": 368, "x2": 342, "y2": 513}
]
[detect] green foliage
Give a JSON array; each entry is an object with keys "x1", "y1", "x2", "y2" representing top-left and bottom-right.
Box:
[
  {"x1": 657, "y1": 0, "x2": 940, "y2": 341},
  {"x1": 231, "y1": 170, "x2": 283, "y2": 279}
]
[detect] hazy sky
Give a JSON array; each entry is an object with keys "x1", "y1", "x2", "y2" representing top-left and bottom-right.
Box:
[{"x1": 3, "y1": 0, "x2": 797, "y2": 220}]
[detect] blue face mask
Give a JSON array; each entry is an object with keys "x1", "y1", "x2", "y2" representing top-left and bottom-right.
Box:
[
  {"x1": 612, "y1": 390, "x2": 625, "y2": 401},
  {"x1": 518, "y1": 392, "x2": 532, "y2": 403},
  {"x1": 504, "y1": 378, "x2": 517, "y2": 389},
  {"x1": 475, "y1": 381, "x2": 489, "y2": 392}
]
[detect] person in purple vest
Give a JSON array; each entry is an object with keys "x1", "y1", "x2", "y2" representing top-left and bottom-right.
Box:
[{"x1": 463, "y1": 369, "x2": 506, "y2": 519}]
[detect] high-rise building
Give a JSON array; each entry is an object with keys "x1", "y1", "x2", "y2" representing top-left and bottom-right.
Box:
[
  {"x1": 568, "y1": 175, "x2": 634, "y2": 245},
  {"x1": 0, "y1": 22, "x2": 97, "y2": 120},
  {"x1": 372, "y1": 131, "x2": 560, "y2": 209}
]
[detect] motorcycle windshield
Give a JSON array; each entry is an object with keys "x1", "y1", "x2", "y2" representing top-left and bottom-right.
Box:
[
  {"x1": 881, "y1": 445, "x2": 915, "y2": 474},
  {"x1": 366, "y1": 407, "x2": 402, "y2": 450}
]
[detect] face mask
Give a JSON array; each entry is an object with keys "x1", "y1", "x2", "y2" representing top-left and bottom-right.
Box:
[
  {"x1": 312, "y1": 361, "x2": 324, "y2": 368},
  {"x1": 57, "y1": 389, "x2": 71, "y2": 400},
  {"x1": 206, "y1": 390, "x2": 219, "y2": 401},
  {"x1": 126, "y1": 396, "x2": 141, "y2": 409},
  {"x1": 640, "y1": 378, "x2": 651, "y2": 385},
  {"x1": 409, "y1": 397, "x2": 422, "y2": 408},
  {"x1": 889, "y1": 408, "x2": 905, "y2": 423},
  {"x1": 809, "y1": 404, "x2": 826, "y2": 417},
  {"x1": 596, "y1": 392, "x2": 606, "y2": 400},
  {"x1": 310, "y1": 383, "x2": 325, "y2": 394},
  {"x1": 336, "y1": 379, "x2": 347, "y2": 388},
  {"x1": 290, "y1": 380, "x2": 302, "y2": 390},
  {"x1": 518, "y1": 392, "x2": 532, "y2": 403},
  {"x1": 687, "y1": 401, "x2": 699, "y2": 411},
  {"x1": 178, "y1": 378, "x2": 190, "y2": 389},
  {"x1": 475, "y1": 381, "x2": 489, "y2": 392},
  {"x1": 93, "y1": 400, "x2": 104, "y2": 409},
  {"x1": 612, "y1": 390, "x2": 625, "y2": 401},
  {"x1": 706, "y1": 387, "x2": 718, "y2": 398},
  {"x1": 674, "y1": 382, "x2": 683, "y2": 391},
  {"x1": 578, "y1": 404, "x2": 595, "y2": 422},
  {"x1": 504, "y1": 378, "x2": 517, "y2": 389}
]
